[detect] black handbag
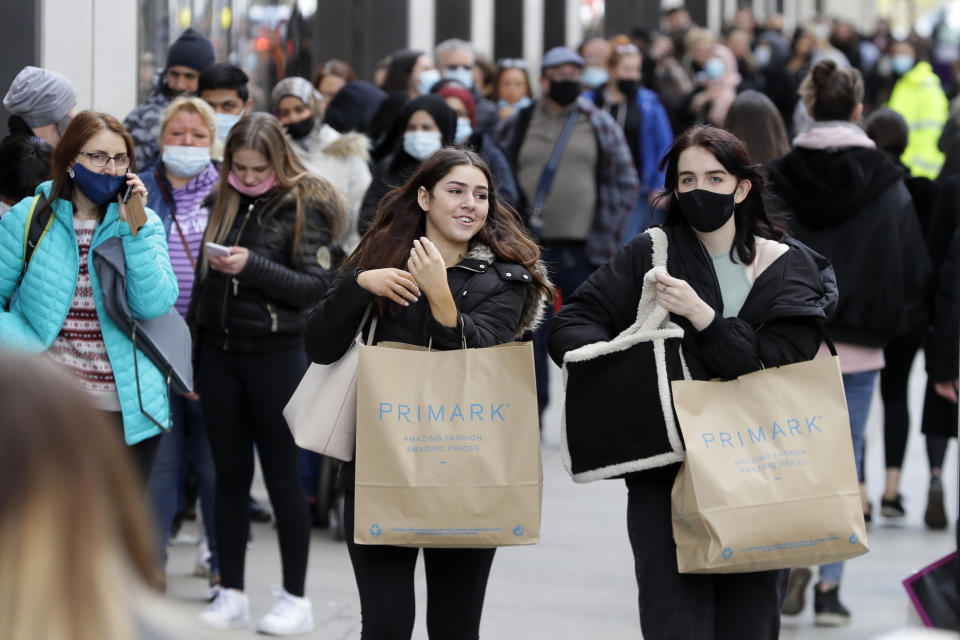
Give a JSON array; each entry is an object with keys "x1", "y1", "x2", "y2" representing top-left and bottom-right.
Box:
[
  {"x1": 92, "y1": 236, "x2": 193, "y2": 430},
  {"x1": 561, "y1": 227, "x2": 690, "y2": 482}
]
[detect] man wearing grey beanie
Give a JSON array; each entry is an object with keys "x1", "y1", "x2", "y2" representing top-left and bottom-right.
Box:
[
  {"x1": 3, "y1": 66, "x2": 78, "y2": 146},
  {"x1": 124, "y1": 28, "x2": 215, "y2": 169}
]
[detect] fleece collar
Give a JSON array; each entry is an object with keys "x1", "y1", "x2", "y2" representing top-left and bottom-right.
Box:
[{"x1": 792, "y1": 121, "x2": 876, "y2": 151}]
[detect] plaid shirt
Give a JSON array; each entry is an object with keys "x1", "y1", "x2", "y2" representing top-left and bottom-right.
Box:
[
  {"x1": 494, "y1": 96, "x2": 639, "y2": 265},
  {"x1": 123, "y1": 74, "x2": 173, "y2": 171}
]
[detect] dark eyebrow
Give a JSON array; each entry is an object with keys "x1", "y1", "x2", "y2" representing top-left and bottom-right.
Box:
[
  {"x1": 678, "y1": 169, "x2": 727, "y2": 176},
  {"x1": 445, "y1": 180, "x2": 488, "y2": 190}
]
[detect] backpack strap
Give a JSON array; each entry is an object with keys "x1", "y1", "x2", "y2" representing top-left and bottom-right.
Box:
[{"x1": 18, "y1": 193, "x2": 53, "y2": 285}]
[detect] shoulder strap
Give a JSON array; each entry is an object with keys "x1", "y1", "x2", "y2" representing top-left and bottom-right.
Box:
[
  {"x1": 529, "y1": 110, "x2": 581, "y2": 234},
  {"x1": 19, "y1": 194, "x2": 52, "y2": 284}
]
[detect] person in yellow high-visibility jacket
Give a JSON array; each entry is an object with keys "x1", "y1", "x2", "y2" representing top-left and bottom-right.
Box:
[{"x1": 887, "y1": 41, "x2": 949, "y2": 179}]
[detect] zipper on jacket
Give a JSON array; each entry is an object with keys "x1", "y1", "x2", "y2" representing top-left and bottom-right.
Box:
[
  {"x1": 697, "y1": 239, "x2": 724, "y2": 316},
  {"x1": 267, "y1": 303, "x2": 278, "y2": 332},
  {"x1": 219, "y1": 202, "x2": 256, "y2": 349}
]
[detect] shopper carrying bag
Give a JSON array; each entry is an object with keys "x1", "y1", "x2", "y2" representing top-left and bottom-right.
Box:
[
  {"x1": 305, "y1": 147, "x2": 553, "y2": 639},
  {"x1": 548, "y1": 126, "x2": 837, "y2": 639}
]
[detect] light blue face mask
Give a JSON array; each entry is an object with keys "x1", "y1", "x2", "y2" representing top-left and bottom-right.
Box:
[
  {"x1": 891, "y1": 54, "x2": 915, "y2": 76},
  {"x1": 403, "y1": 130, "x2": 442, "y2": 161},
  {"x1": 444, "y1": 67, "x2": 474, "y2": 90},
  {"x1": 454, "y1": 117, "x2": 473, "y2": 144},
  {"x1": 754, "y1": 46, "x2": 772, "y2": 69},
  {"x1": 704, "y1": 57, "x2": 726, "y2": 79},
  {"x1": 162, "y1": 145, "x2": 211, "y2": 178},
  {"x1": 417, "y1": 68, "x2": 442, "y2": 96},
  {"x1": 581, "y1": 66, "x2": 609, "y2": 87},
  {"x1": 498, "y1": 96, "x2": 532, "y2": 111},
  {"x1": 215, "y1": 111, "x2": 244, "y2": 141}
]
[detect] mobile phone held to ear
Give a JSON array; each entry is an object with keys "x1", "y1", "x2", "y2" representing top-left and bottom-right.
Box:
[
  {"x1": 205, "y1": 242, "x2": 233, "y2": 258},
  {"x1": 122, "y1": 182, "x2": 148, "y2": 236}
]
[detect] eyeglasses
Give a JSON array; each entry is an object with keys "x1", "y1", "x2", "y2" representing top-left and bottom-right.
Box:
[
  {"x1": 498, "y1": 58, "x2": 528, "y2": 70},
  {"x1": 78, "y1": 150, "x2": 131, "y2": 170}
]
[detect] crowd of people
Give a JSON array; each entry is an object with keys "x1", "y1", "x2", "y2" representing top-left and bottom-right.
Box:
[{"x1": 0, "y1": 5, "x2": 958, "y2": 638}]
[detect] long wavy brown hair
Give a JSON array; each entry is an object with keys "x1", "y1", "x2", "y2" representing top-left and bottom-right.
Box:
[{"x1": 346, "y1": 147, "x2": 555, "y2": 315}]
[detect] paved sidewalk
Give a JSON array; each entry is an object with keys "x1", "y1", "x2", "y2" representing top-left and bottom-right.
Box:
[{"x1": 165, "y1": 356, "x2": 957, "y2": 638}]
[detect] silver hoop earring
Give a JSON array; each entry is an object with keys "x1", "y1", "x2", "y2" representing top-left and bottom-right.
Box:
[{"x1": 68, "y1": 167, "x2": 75, "y2": 178}]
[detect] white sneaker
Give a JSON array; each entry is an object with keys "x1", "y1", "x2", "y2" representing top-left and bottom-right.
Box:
[
  {"x1": 255, "y1": 588, "x2": 314, "y2": 636},
  {"x1": 193, "y1": 537, "x2": 211, "y2": 577},
  {"x1": 199, "y1": 588, "x2": 249, "y2": 630}
]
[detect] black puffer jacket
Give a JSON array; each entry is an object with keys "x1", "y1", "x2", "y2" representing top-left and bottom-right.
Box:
[
  {"x1": 767, "y1": 145, "x2": 932, "y2": 347},
  {"x1": 548, "y1": 224, "x2": 837, "y2": 382},
  {"x1": 305, "y1": 243, "x2": 546, "y2": 363},
  {"x1": 189, "y1": 189, "x2": 341, "y2": 352}
]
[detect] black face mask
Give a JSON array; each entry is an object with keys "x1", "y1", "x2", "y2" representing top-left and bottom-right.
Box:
[
  {"x1": 617, "y1": 79, "x2": 639, "y2": 97},
  {"x1": 285, "y1": 116, "x2": 315, "y2": 140},
  {"x1": 548, "y1": 80, "x2": 581, "y2": 106},
  {"x1": 676, "y1": 188, "x2": 737, "y2": 232}
]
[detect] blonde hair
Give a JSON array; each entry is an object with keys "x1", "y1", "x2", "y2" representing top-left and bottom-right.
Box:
[
  {"x1": 158, "y1": 96, "x2": 217, "y2": 142},
  {"x1": 0, "y1": 353, "x2": 160, "y2": 640},
  {"x1": 202, "y1": 112, "x2": 346, "y2": 275}
]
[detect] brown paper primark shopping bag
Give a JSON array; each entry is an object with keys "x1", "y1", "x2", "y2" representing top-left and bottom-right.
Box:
[
  {"x1": 354, "y1": 341, "x2": 542, "y2": 547},
  {"x1": 670, "y1": 354, "x2": 869, "y2": 574}
]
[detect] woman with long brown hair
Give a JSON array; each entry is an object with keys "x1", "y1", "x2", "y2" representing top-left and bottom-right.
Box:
[
  {"x1": 305, "y1": 147, "x2": 553, "y2": 639},
  {"x1": 190, "y1": 112, "x2": 345, "y2": 634},
  {"x1": 0, "y1": 111, "x2": 177, "y2": 480}
]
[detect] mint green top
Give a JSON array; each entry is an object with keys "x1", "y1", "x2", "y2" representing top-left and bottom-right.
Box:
[{"x1": 711, "y1": 250, "x2": 753, "y2": 318}]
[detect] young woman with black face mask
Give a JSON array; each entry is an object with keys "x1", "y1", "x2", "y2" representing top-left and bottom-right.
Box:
[
  {"x1": 548, "y1": 125, "x2": 838, "y2": 639},
  {"x1": 585, "y1": 35, "x2": 674, "y2": 238}
]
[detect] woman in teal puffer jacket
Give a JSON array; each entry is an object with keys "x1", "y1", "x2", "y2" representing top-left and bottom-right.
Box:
[{"x1": 0, "y1": 111, "x2": 178, "y2": 480}]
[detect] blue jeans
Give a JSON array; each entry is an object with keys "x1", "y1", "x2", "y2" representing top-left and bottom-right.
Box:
[
  {"x1": 146, "y1": 391, "x2": 219, "y2": 574},
  {"x1": 534, "y1": 241, "x2": 596, "y2": 415},
  {"x1": 820, "y1": 369, "x2": 878, "y2": 585}
]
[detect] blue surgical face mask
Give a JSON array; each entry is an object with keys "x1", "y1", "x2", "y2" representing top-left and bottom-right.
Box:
[
  {"x1": 215, "y1": 111, "x2": 243, "y2": 141},
  {"x1": 444, "y1": 66, "x2": 474, "y2": 90},
  {"x1": 754, "y1": 46, "x2": 772, "y2": 69},
  {"x1": 704, "y1": 57, "x2": 726, "y2": 79},
  {"x1": 499, "y1": 96, "x2": 532, "y2": 111},
  {"x1": 416, "y1": 68, "x2": 442, "y2": 96},
  {"x1": 891, "y1": 54, "x2": 915, "y2": 76},
  {"x1": 403, "y1": 130, "x2": 442, "y2": 161},
  {"x1": 69, "y1": 162, "x2": 126, "y2": 205},
  {"x1": 454, "y1": 117, "x2": 473, "y2": 144},
  {"x1": 581, "y1": 66, "x2": 609, "y2": 87},
  {"x1": 162, "y1": 145, "x2": 211, "y2": 178}
]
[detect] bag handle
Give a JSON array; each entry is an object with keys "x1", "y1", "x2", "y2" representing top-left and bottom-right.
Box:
[
  {"x1": 619, "y1": 227, "x2": 671, "y2": 335},
  {"x1": 357, "y1": 305, "x2": 378, "y2": 346}
]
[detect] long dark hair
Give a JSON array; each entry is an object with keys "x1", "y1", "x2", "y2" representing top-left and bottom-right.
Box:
[
  {"x1": 722, "y1": 90, "x2": 790, "y2": 168},
  {"x1": 346, "y1": 147, "x2": 555, "y2": 315},
  {"x1": 657, "y1": 125, "x2": 788, "y2": 264},
  {"x1": 382, "y1": 50, "x2": 423, "y2": 93}
]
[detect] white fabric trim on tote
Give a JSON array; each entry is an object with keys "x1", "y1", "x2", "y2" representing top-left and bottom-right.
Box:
[{"x1": 560, "y1": 227, "x2": 691, "y2": 483}]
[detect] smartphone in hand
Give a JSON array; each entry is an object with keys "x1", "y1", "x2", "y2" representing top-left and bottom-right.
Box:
[{"x1": 205, "y1": 242, "x2": 233, "y2": 258}]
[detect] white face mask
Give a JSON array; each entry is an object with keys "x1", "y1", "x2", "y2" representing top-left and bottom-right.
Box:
[
  {"x1": 403, "y1": 130, "x2": 442, "y2": 161},
  {"x1": 162, "y1": 145, "x2": 212, "y2": 178},
  {"x1": 454, "y1": 117, "x2": 473, "y2": 144},
  {"x1": 215, "y1": 111, "x2": 244, "y2": 141}
]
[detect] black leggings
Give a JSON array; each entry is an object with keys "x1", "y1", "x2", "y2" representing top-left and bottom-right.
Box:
[
  {"x1": 199, "y1": 343, "x2": 311, "y2": 596},
  {"x1": 104, "y1": 410, "x2": 161, "y2": 484},
  {"x1": 880, "y1": 330, "x2": 925, "y2": 469},
  {"x1": 343, "y1": 490, "x2": 496, "y2": 640},
  {"x1": 626, "y1": 481, "x2": 785, "y2": 639}
]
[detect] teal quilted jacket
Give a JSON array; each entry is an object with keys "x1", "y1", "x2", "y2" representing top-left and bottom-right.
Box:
[{"x1": 0, "y1": 181, "x2": 179, "y2": 444}]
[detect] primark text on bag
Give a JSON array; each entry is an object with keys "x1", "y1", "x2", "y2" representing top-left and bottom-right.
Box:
[
  {"x1": 671, "y1": 353, "x2": 869, "y2": 573},
  {"x1": 353, "y1": 340, "x2": 542, "y2": 547}
]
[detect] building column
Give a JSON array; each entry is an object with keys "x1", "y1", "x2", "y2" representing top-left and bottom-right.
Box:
[
  {"x1": 409, "y1": 0, "x2": 436, "y2": 58},
  {"x1": 472, "y1": 0, "x2": 495, "y2": 57},
  {"x1": 523, "y1": 0, "x2": 544, "y2": 82}
]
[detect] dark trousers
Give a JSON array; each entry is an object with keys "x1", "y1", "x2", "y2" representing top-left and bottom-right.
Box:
[
  {"x1": 105, "y1": 410, "x2": 161, "y2": 484},
  {"x1": 533, "y1": 241, "x2": 596, "y2": 415},
  {"x1": 343, "y1": 491, "x2": 496, "y2": 640},
  {"x1": 626, "y1": 481, "x2": 785, "y2": 640},
  {"x1": 198, "y1": 343, "x2": 311, "y2": 596},
  {"x1": 880, "y1": 329, "x2": 925, "y2": 469}
]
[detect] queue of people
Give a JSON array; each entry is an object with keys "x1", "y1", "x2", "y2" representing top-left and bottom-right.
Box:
[{"x1": 0, "y1": 7, "x2": 958, "y2": 639}]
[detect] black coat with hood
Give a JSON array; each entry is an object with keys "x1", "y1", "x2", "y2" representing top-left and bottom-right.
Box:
[
  {"x1": 767, "y1": 130, "x2": 932, "y2": 348},
  {"x1": 305, "y1": 243, "x2": 548, "y2": 490},
  {"x1": 188, "y1": 189, "x2": 341, "y2": 353},
  {"x1": 548, "y1": 224, "x2": 837, "y2": 481},
  {"x1": 359, "y1": 95, "x2": 457, "y2": 234}
]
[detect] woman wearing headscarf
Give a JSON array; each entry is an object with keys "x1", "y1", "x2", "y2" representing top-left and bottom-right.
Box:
[
  {"x1": 359, "y1": 94, "x2": 456, "y2": 234},
  {"x1": 272, "y1": 77, "x2": 372, "y2": 252}
]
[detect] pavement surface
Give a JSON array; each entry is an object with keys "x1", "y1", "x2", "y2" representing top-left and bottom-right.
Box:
[{"x1": 166, "y1": 355, "x2": 958, "y2": 638}]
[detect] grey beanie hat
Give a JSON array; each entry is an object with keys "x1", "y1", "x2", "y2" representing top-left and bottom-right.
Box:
[
  {"x1": 3, "y1": 66, "x2": 78, "y2": 128},
  {"x1": 271, "y1": 77, "x2": 323, "y2": 112}
]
